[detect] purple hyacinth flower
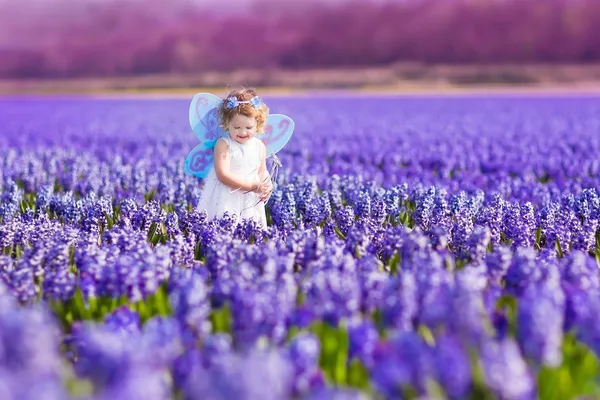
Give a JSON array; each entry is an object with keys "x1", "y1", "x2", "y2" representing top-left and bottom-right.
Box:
[
  {"x1": 169, "y1": 272, "x2": 211, "y2": 338},
  {"x1": 370, "y1": 332, "x2": 435, "y2": 398},
  {"x1": 287, "y1": 333, "x2": 324, "y2": 396},
  {"x1": 104, "y1": 306, "x2": 141, "y2": 337},
  {"x1": 348, "y1": 320, "x2": 379, "y2": 369},
  {"x1": 504, "y1": 247, "x2": 540, "y2": 297},
  {"x1": 434, "y1": 334, "x2": 472, "y2": 399},
  {"x1": 516, "y1": 285, "x2": 564, "y2": 367},
  {"x1": 479, "y1": 338, "x2": 536, "y2": 400},
  {"x1": 302, "y1": 387, "x2": 370, "y2": 400},
  {"x1": 182, "y1": 349, "x2": 294, "y2": 400}
]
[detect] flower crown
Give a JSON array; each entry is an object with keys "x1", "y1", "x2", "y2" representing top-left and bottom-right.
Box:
[{"x1": 225, "y1": 95, "x2": 263, "y2": 109}]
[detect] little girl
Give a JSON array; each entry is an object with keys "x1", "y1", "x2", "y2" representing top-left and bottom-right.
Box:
[{"x1": 197, "y1": 88, "x2": 273, "y2": 228}]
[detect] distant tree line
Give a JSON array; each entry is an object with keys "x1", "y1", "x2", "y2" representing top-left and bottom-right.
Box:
[{"x1": 1, "y1": 0, "x2": 599, "y2": 78}]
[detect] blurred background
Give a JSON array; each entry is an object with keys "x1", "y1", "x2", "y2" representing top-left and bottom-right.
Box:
[{"x1": 1, "y1": 0, "x2": 600, "y2": 94}]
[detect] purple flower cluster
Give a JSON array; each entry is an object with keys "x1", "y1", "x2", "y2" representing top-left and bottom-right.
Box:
[{"x1": 1, "y1": 95, "x2": 600, "y2": 398}]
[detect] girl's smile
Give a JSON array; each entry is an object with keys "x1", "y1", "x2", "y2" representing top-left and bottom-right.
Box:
[{"x1": 228, "y1": 114, "x2": 257, "y2": 144}]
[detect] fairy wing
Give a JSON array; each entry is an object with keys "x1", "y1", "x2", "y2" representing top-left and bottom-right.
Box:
[
  {"x1": 186, "y1": 93, "x2": 225, "y2": 178},
  {"x1": 189, "y1": 92, "x2": 226, "y2": 142},
  {"x1": 184, "y1": 140, "x2": 218, "y2": 178},
  {"x1": 256, "y1": 114, "x2": 295, "y2": 156}
]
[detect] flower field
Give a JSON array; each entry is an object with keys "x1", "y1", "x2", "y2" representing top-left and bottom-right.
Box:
[{"x1": 1, "y1": 94, "x2": 600, "y2": 399}]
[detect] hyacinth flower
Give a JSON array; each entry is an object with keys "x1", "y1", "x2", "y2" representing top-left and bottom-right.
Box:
[
  {"x1": 169, "y1": 271, "x2": 211, "y2": 340},
  {"x1": 379, "y1": 271, "x2": 418, "y2": 333},
  {"x1": 300, "y1": 253, "x2": 362, "y2": 327},
  {"x1": 478, "y1": 337, "x2": 536, "y2": 400},
  {"x1": 464, "y1": 225, "x2": 492, "y2": 263},
  {"x1": 70, "y1": 321, "x2": 172, "y2": 399},
  {"x1": 286, "y1": 333, "x2": 325, "y2": 396},
  {"x1": 344, "y1": 224, "x2": 371, "y2": 258},
  {"x1": 0, "y1": 180, "x2": 24, "y2": 222},
  {"x1": 301, "y1": 386, "x2": 370, "y2": 400},
  {"x1": 484, "y1": 244, "x2": 512, "y2": 284},
  {"x1": 347, "y1": 320, "x2": 379, "y2": 369},
  {"x1": 452, "y1": 266, "x2": 490, "y2": 325},
  {"x1": 139, "y1": 316, "x2": 185, "y2": 369},
  {"x1": 433, "y1": 333, "x2": 473, "y2": 400},
  {"x1": 554, "y1": 205, "x2": 580, "y2": 256},
  {"x1": 474, "y1": 192, "x2": 504, "y2": 245},
  {"x1": 355, "y1": 254, "x2": 387, "y2": 315},
  {"x1": 516, "y1": 284, "x2": 564, "y2": 368},
  {"x1": 504, "y1": 247, "x2": 541, "y2": 297},
  {"x1": 335, "y1": 206, "x2": 356, "y2": 237},
  {"x1": 7, "y1": 258, "x2": 37, "y2": 304},
  {"x1": 353, "y1": 190, "x2": 372, "y2": 222},
  {"x1": 34, "y1": 183, "x2": 55, "y2": 216},
  {"x1": 270, "y1": 185, "x2": 298, "y2": 231},
  {"x1": 0, "y1": 255, "x2": 13, "y2": 288},
  {"x1": 172, "y1": 334, "x2": 231, "y2": 389},
  {"x1": 559, "y1": 282, "x2": 600, "y2": 356},
  {"x1": 104, "y1": 306, "x2": 141, "y2": 336},
  {"x1": 560, "y1": 250, "x2": 600, "y2": 295},
  {"x1": 538, "y1": 199, "x2": 560, "y2": 249},
  {"x1": 378, "y1": 225, "x2": 406, "y2": 263},
  {"x1": 0, "y1": 283, "x2": 66, "y2": 395},
  {"x1": 412, "y1": 186, "x2": 435, "y2": 232},
  {"x1": 571, "y1": 218, "x2": 598, "y2": 254},
  {"x1": 449, "y1": 210, "x2": 474, "y2": 258},
  {"x1": 426, "y1": 187, "x2": 450, "y2": 233},
  {"x1": 76, "y1": 246, "x2": 112, "y2": 302},
  {"x1": 42, "y1": 265, "x2": 77, "y2": 303},
  {"x1": 369, "y1": 331, "x2": 435, "y2": 398},
  {"x1": 294, "y1": 177, "x2": 319, "y2": 217},
  {"x1": 283, "y1": 229, "x2": 325, "y2": 270},
  {"x1": 180, "y1": 348, "x2": 294, "y2": 400},
  {"x1": 418, "y1": 268, "x2": 491, "y2": 343},
  {"x1": 230, "y1": 283, "x2": 289, "y2": 350}
]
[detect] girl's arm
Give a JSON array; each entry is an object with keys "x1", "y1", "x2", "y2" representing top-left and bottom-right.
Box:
[
  {"x1": 258, "y1": 141, "x2": 269, "y2": 181},
  {"x1": 257, "y1": 141, "x2": 273, "y2": 200},
  {"x1": 213, "y1": 139, "x2": 259, "y2": 192}
]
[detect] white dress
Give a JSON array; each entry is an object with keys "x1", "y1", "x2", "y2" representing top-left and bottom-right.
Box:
[{"x1": 197, "y1": 134, "x2": 267, "y2": 228}]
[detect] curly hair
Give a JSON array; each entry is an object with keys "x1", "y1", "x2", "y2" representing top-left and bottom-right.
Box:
[{"x1": 218, "y1": 87, "x2": 270, "y2": 133}]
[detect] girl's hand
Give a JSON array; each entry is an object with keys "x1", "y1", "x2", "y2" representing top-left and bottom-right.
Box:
[
  {"x1": 251, "y1": 179, "x2": 272, "y2": 201},
  {"x1": 254, "y1": 181, "x2": 270, "y2": 195},
  {"x1": 260, "y1": 180, "x2": 273, "y2": 202}
]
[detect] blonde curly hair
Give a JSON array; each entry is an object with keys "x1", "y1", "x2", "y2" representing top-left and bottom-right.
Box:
[{"x1": 218, "y1": 87, "x2": 270, "y2": 134}]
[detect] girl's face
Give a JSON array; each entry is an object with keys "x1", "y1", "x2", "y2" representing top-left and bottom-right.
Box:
[{"x1": 228, "y1": 113, "x2": 257, "y2": 144}]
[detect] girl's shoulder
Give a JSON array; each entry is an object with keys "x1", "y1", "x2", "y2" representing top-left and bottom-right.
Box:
[
  {"x1": 215, "y1": 136, "x2": 228, "y2": 148},
  {"x1": 216, "y1": 135, "x2": 232, "y2": 147}
]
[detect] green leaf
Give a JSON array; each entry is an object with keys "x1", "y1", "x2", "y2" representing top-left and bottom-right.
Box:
[
  {"x1": 417, "y1": 325, "x2": 435, "y2": 346},
  {"x1": 72, "y1": 287, "x2": 92, "y2": 321},
  {"x1": 334, "y1": 325, "x2": 349, "y2": 385},
  {"x1": 537, "y1": 332, "x2": 600, "y2": 400},
  {"x1": 194, "y1": 240, "x2": 204, "y2": 261},
  {"x1": 210, "y1": 305, "x2": 231, "y2": 334},
  {"x1": 152, "y1": 284, "x2": 171, "y2": 317},
  {"x1": 555, "y1": 238, "x2": 564, "y2": 259},
  {"x1": 467, "y1": 346, "x2": 496, "y2": 400},
  {"x1": 309, "y1": 322, "x2": 350, "y2": 386},
  {"x1": 495, "y1": 294, "x2": 518, "y2": 338},
  {"x1": 389, "y1": 252, "x2": 400, "y2": 275},
  {"x1": 535, "y1": 226, "x2": 542, "y2": 249},
  {"x1": 347, "y1": 359, "x2": 370, "y2": 390},
  {"x1": 595, "y1": 229, "x2": 600, "y2": 267},
  {"x1": 334, "y1": 226, "x2": 346, "y2": 240},
  {"x1": 372, "y1": 310, "x2": 386, "y2": 338},
  {"x1": 286, "y1": 326, "x2": 302, "y2": 343},
  {"x1": 147, "y1": 222, "x2": 158, "y2": 243}
]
